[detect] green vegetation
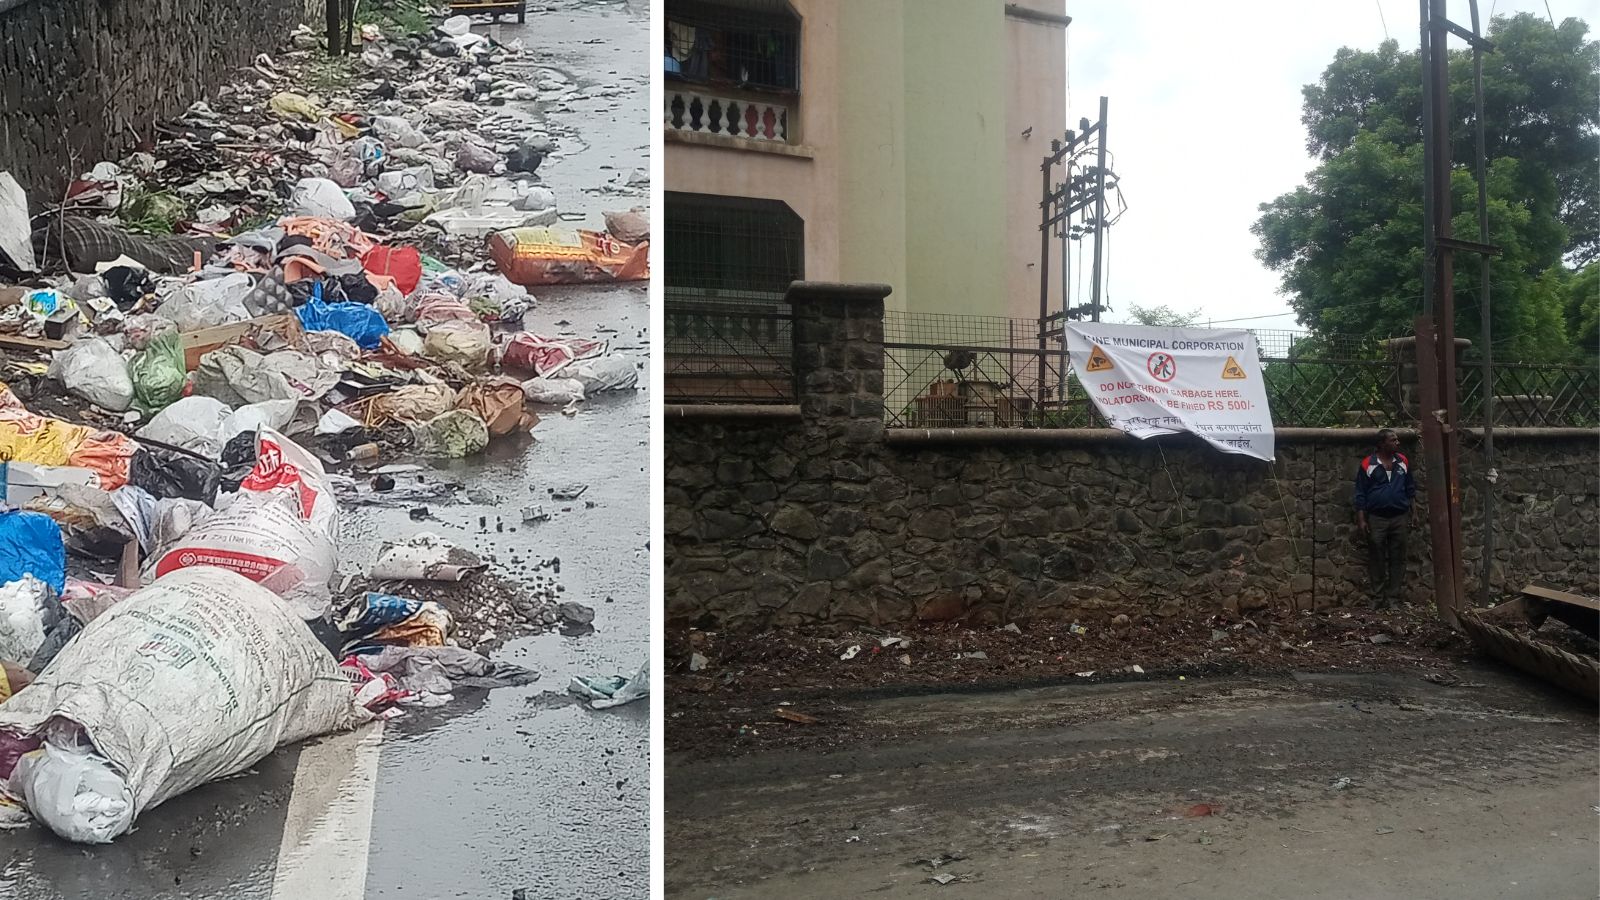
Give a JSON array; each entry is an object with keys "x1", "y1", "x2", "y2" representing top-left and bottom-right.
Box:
[
  {"x1": 1254, "y1": 14, "x2": 1599, "y2": 363},
  {"x1": 358, "y1": 0, "x2": 434, "y2": 36}
]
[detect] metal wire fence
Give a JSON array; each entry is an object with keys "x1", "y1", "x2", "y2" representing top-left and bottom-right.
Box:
[{"x1": 661, "y1": 303, "x2": 1598, "y2": 428}]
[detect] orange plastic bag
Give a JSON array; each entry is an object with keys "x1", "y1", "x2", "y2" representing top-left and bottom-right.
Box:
[
  {"x1": 66, "y1": 431, "x2": 137, "y2": 490},
  {"x1": 488, "y1": 228, "x2": 649, "y2": 287}
]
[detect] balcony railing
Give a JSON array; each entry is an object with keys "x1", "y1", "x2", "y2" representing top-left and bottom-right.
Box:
[{"x1": 666, "y1": 88, "x2": 790, "y2": 143}]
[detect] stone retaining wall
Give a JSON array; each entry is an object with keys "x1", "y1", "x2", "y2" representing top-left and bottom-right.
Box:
[
  {"x1": 0, "y1": 0, "x2": 321, "y2": 206},
  {"x1": 665, "y1": 283, "x2": 1600, "y2": 628}
]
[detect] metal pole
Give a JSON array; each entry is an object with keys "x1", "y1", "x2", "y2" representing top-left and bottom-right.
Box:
[
  {"x1": 1416, "y1": 0, "x2": 1461, "y2": 627},
  {"x1": 1039, "y1": 153, "x2": 1053, "y2": 416},
  {"x1": 1430, "y1": 0, "x2": 1466, "y2": 622},
  {"x1": 1470, "y1": 0, "x2": 1496, "y2": 604},
  {"x1": 1090, "y1": 96, "x2": 1108, "y2": 323},
  {"x1": 1059, "y1": 181, "x2": 1070, "y2": 410}
]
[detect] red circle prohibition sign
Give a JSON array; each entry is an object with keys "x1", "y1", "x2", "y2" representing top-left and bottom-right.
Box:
[{"x1": 1147, "y1": 351, "x2": 1177, "y2": 382}]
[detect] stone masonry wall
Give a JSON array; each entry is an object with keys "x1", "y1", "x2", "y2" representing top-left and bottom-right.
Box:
[
  {"x1": 0, "y1": 0, "x2": 322, "y2": 206},
  {"x1": 665, "y1": 283, "x2": 1600, "y2": 628}
]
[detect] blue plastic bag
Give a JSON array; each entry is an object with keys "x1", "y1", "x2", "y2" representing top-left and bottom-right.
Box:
[
  {"x1": 295, "y1": 287, "x2": 390, "y2": 350},
  {"x1": 0, "y1": 510, "x2": 66, "y2": 594}
]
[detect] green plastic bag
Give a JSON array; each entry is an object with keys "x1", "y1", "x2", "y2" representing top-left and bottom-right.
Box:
[{"x1": 129, "y1": 331, "x2": 187, "y2": 414}]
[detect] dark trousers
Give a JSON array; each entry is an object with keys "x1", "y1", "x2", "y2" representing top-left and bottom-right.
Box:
[{"x1": 1367, "y1": 513, "x2": 1408, "y2": 602}]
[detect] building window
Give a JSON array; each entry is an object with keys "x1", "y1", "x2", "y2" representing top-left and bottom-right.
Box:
[
  {"x1": 665, "y1": 192, "x2": 804, "y2": 301},
  {"x1": 664, "y1": 193, "x2": 804, "y2": 403},
  {"x1": 664, "y1": 1, "x2": 801, "y2": 93}
]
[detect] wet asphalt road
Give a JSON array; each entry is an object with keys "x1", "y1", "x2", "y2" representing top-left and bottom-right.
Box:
[{"x1": 0, "y1": 2, "x2": 649, "y2": 898}]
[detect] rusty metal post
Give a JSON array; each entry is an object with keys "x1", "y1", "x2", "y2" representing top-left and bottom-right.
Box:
[
  {"x1": 1039, "y1": 149, "x2": 1053, "y2": 414},
  {"x1": 1469, "y1": 0, "x2": 1498, "y2": 604},
  {"x1": 1417, "y1": 0, "x2": 1463, "y2": 627}
]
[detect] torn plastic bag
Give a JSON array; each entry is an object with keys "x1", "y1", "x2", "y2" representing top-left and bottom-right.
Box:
[
  {"x1": 603, "y1": 207, "x2": 649, "y2": 245},
  {"x1": 0, "y1": 511, "x2": 67, "y2": 596},
  {"x1": 456, "y1": 379, "x2": 536, "y2": 436},
  {"x1": 128, "y1": 331, "x2": 186, "y2": 414},
  {"x1": 421, "y1": 319, "x2": 492, "y2": 370},
  {"x1": 366, "y1": 384, "x2": 457, "y2": 426},
  {"x1": 569, "y1": 355, "x2": 638, "y2": 393},
  {"x1": 352, "y1": 645, "x2": 536, "y2": 702},
  {"x1": 0, "y1": 567, "x2": 367, "y2": 843},
  {"x1": 346, "y1": 601, "x2": 454, "y2": 653},
  {"x1": 369, "y1": 533, "x2": 486, "y2": 581},
  {"x1": 521, "y1": 376, "x2": 585, "y2": 406},
  {"x1": 192, "y1": 346, "x2": 298, "y2": 408},
  {"x1": 109, "y1": 486, "x2": 209, "y2": 556},
  {"x1": 289, "y1": 178, "x2": 355, "y2": 221},
  {"x1": 26, "y1": 612, "x2": 80, "y2": 674},
  {"x1": 568, "y1": 660, "x2": 649, "y2": 710},
  {"x1": 501, "y1": 333, "x2": 605, "y2": 376},
  {"x1": 155, "y1": 273, "x2": 253, "y2": 331},
  {"x1": 136, "y1": 396, "x2": 233, "y2": 459},
  {"x1": 128, "y1": 446, "x2": 221, "y2": 505},
  {"x1": 23, "y1": 483, "x2": 134, "y2": 562},
  {"x1": 219, "y1": 399, "x2": 317, "y2": 444},
  {"x1": 372, "y1": 117, "x2": 426, "y2": 150},
  {"x1": 48, "y1": 339, "x2": 134, "y2": 412},
  {"x1": 296, "y1": 295, "x2": 389, "y2": 351},
  {"x1": 59, "y1": 580, "x2": 135, "y2": 626},
  {"x1": 145, "y1": 430, "x2": 338, "y2": 618},
  {"x1": 409, "y1": 409, "x2": 489, "y2": 458},
  {"x1": 0, "y1": 576, "x2": 60, "y2": 665}
]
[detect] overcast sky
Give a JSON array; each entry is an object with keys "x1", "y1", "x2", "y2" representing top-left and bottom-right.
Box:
[{"x1": 1064, "y1": 0, "x2": 1588, "y2": 333}]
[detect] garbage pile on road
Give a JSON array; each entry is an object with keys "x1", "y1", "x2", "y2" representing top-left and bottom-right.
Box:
[{"x1": 0, "y1": 12, "x2": 638, "y2": 843}]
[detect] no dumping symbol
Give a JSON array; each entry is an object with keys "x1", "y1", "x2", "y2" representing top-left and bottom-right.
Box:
[{"x1": 1147, "y1": 351, "x2": 1177, "y2": 382}]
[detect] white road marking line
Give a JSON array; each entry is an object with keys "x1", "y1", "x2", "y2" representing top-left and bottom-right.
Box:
[{"x1": 270, "y1": 722, "x2": 385, "y2": 900}]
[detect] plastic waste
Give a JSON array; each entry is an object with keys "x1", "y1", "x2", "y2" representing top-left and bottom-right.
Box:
[
  {"x1": 0, "y1": 567, "x2": 367, "y2": 843},
  {"x1": 296, "y1": 295, "x2": 389, "y2": 351},
  {"x1": 0, "y1": 576, "x2": 56, "y2": 664},
  {"x1": 521, "y1": 376, "x2": 586, "y2": 406},
  {"x1": 501, "y1": 333, "x2": 605, "y2": 376},
  {"x1": 136, "y1": 396, "x2": 233, "y2": 458},
  {"x1": 489, "y1": 228, "x2": 650, "y2": 286},
  {"x1": 409, "y1": 410, "x2": 489, "y2": 458},
  {"x1": 362, "y1": 245, "x2": 422, "y2": 295},
  {"x1": 121, "y1": 313, "x2": 176, "y2": 351},
  {"x1": 352, "y1": 645, "x2": 536, "y2": 703},
  {"x1": 569, "y1": 356, "x2": 639, "y2": 393},
  {"x1": 127, "y1": 331, "x2": 186, "y2": 414},
  {"x1": 289, "y1": 178, "x2": 356, "y2": 221},
  {"x1": 128, "y1": 447, "x2": 222, "y2": 505},
  {"x1": 369, "y1": 533, "x2": 487, "y2": 581},
  {"x1": 454, "y1": 142, "x2": 499, "y2": 175},
  {"x1": 0, "y1": 172, "x2": 36, "y2": 273},
  {"x1": 440, "y1": 14, "x2": 473, "y2": 36},
  {"x1": 367, "y1": 384, "x2": 457, "y2": 425},
  {"x1": 146, "y1": 430, "x2": 339, "y2": 619},
  {"x1": 456, "y1": 379, "x2": 535, "y2": 436},
  {"x1": 155, "y1": 273, "x2": 254, "y2": 331},
  {"x1": 24, "y1": 289, "x2": 72, "y2": 317},
  {"x1": 603, "y1": 207, "x2": 650, "y2": 244},
  {"x1": 218, "y1": 399, "x2": 308, "y2": 444},
  {"x1": 568, "y1": 661, "x2": 649, "y2": 709},
  {"x1": 374, "y1": 164, "x2": 433, "y2": 195},
  {"x1": 0, "y1": 513, "x2": 65, "y2": 595},
  {"x1": 192, "y1": 346, "x2": 298, "y2": 407},
  {"x1": 421, "y1": 319, "x2": 492, "y2": 370},
  {"x1": 372, "y1": 116, "x2": 426, "y2": 150},
  {"x1": 316, "y1": 409, "x2": 362, "y2": 436},
  {"x1": 48, "y1": 339, "x2": 134, "y2": 412},
  {"x1": 267, "y1": 91, "x2": 324, "y2": 122}
]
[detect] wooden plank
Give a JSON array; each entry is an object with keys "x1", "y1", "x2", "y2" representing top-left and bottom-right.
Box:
[
  {"x1": 181, "y1": 313, "x2": 302, "y2": 371},
  {"x1": 0, "y1": 334, "x2": 69, "y2": 354},
  {"x1": 1521, "y1": 584, "x2": 1600, "y2": 613}
]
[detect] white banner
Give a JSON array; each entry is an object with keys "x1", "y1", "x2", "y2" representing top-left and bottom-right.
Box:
[{"x1": 1063, "y1": 323, "x2": 1275, "y2": 461}]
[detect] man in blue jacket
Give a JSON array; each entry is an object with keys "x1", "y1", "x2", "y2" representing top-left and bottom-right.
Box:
[{"x1": 1353, "y1": 428, "x2": 1417, "y2": 609}]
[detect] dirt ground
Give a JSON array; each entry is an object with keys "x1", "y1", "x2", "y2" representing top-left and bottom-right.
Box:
[
  {"x1": 664, "y1": 604, "x2": 1491, "y2": 757},
  {"x1": 664, "y1": 663, "x2": 1600, "y2": 898}
]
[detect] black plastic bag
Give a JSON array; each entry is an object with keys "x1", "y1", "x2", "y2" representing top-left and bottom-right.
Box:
[{"x1": 129, "y1": 447, "x2": 221, "y2": 505}]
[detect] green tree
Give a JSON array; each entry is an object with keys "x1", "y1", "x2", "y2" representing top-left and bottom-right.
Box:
[
  {"x1": 1124, "y1": 304, "x2": 1202, "y2": 327},
  {"x1": 1254, "y1": 14, "x2": 1599, "y2": 361}
]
